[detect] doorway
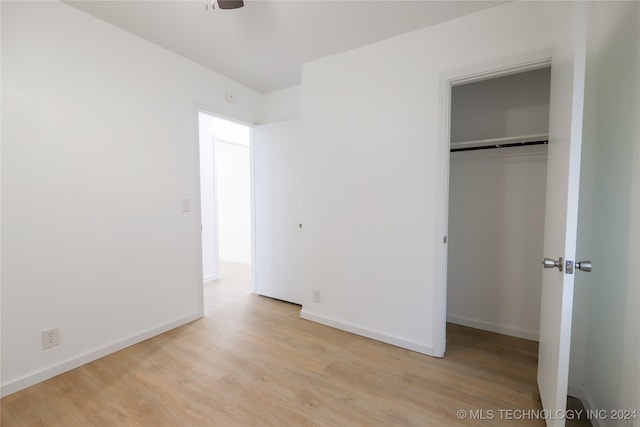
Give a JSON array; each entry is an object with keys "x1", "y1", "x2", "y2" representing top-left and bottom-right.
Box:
[
  {"x1": 446, "y1": 67, "x2": 551, "y2": 344},
  {"x1": 198, "y1": 112, "x2": 253, "y2": 287}
]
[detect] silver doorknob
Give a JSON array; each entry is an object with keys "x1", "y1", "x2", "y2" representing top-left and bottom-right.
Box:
[
  {"x1": 542, "y1": 257, "x2": 563, "y2": 272},
  {"x1": 576, "y1": 261, "x2": 592, "y2": 272}
]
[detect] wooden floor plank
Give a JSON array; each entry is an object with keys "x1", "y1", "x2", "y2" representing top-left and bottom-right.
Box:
[{"x1": 2, "y1": 262, "x2": 587, "y2": 426}]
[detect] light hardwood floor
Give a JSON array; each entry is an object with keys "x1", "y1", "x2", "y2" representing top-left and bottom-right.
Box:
[{"x1": 1, "y1": 263, "x2": 585, "y2": 426}]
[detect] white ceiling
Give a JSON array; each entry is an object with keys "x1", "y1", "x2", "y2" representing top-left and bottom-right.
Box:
[{"x1": 65, "y1": 0, "x2": 504, "y2": 93}]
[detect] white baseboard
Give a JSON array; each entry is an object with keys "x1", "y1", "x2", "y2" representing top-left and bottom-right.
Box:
[
  {"x1": 568, "y1": 383, "x2": 585, "y2": 400},
  {"x1": 300, "y1": 308, "x2": 435, "y2": 356},
  {"x1": 567, "y1": 384, "x2": 609, "y2": 427},
  {"x1": 580, "y1": 387, "x2": 605, "y2": 427},
  {"x1": 446, "y1": 314, "x2": 539, "y2": 341},
  {"x1": 219, "y1": 257, "x2": 251, "y2": 265},
  {"x1": 203, "y1": 273, "x2": 219, "y2": 282},
  {"x1": 1, "y1": 312, "x2": 202, "y2": 397}
]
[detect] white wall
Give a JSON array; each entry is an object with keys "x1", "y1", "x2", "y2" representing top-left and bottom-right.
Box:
[
  {"x1": 216, "y1": 137, "x2": 252, "y2": 265},
  {"x1": 0, "y1": 1, "x2": 3, "y2": 382},
  {"x1": 571, "y1": 1, "x2": 640, "y2": 421},
  {"x1": 260, "y1": 86, "x2": 301, "y2": 124},
  {"x1": 450, "y1": 67, "x2": 551, "y2": 142},
  {"x1": 447, "y1": 146, "x2": 547, "y2": 341},
  {"x1": 299, "y1": 1, "x2": 570, "y2": 355},
  {"x1": 1, "y1": 1, "x2": 261, "y2": 396},
  {"x1": 199, "y1": 113, "x2": 252, "y2": 266}
]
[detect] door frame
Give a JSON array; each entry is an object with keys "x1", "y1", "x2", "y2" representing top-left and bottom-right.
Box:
[
  {"x1": 206, "y1": 131, "x2": 221, "y2": 283},
  {"x1": 433, "y1": 52, "x2": 554, "y2": 358},
  {"x1": 196, "y1": 109, "x2": 258, "y2": 310}
]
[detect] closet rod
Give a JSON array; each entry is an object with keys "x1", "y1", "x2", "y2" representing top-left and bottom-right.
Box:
[{"x1": 450, "y1": 139, "x2": 548, "y2": 153}]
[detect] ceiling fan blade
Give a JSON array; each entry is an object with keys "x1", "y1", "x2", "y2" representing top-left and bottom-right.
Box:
[{"x1": 217, "y1": 0, "x2": 244, "y2": 9}]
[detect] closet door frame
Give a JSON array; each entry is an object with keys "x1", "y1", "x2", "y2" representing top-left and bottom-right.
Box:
[{"x1": 433, "y1": 52, "x2": 553, "y2": 358}]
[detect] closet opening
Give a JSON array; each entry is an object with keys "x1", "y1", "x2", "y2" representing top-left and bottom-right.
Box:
[{"x1": 446, "y1": 66, "x2": 551, "y2": 347}]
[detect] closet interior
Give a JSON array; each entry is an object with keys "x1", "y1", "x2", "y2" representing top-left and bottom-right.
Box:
[{"x1": 447, "y1": 67, "x2": 551, "y2": 342}]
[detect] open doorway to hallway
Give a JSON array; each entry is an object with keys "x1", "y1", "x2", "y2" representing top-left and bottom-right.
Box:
[{"x1": 198, "y1": 112, "x2": 253, "y2": 289}]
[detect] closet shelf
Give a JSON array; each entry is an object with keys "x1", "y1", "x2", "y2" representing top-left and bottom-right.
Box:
[{"x1": 450, "y1": 133, "x2": 548, "y2": 151}]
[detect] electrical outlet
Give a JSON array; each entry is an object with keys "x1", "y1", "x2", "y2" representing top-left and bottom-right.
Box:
[
  {"x1": 181, "y1": 198, "x2": 192, "y2": 213},
  {"x1": 312, "y1": 289, "x2": 321, "y2": 303},
  {"x1": 42, "y1": 328, "x2": 59, "y2": 350}
]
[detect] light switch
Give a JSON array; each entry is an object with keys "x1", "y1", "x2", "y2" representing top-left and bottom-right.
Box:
[{"x1": 182, "y1": 199, "x2": 191, "y2": 213}]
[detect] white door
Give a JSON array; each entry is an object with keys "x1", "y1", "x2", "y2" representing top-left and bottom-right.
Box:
[
  {"x1": 253, "y1": 120, "x2": 303, "y2": 304},
  {"x1": 537, "y1": 4, "x2": 588, "y2": 425}
]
